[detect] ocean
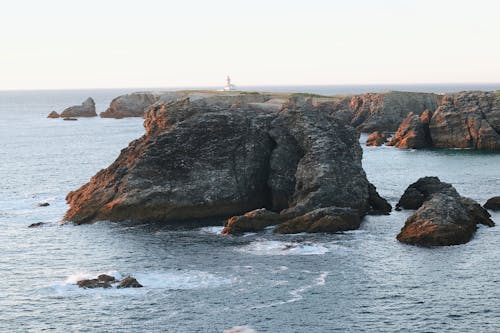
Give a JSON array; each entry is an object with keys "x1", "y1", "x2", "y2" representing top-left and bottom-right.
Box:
[{"x1": 0, "y1": 85, "x2": 499, "y2": 332}]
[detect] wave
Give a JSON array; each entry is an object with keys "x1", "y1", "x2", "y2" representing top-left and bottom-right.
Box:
[{"x1": 237, "y1": 240, "x2": 346, "y2": 256}]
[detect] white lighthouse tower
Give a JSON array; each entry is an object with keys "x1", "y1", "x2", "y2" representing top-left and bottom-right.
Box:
[{"x1": 223, "y1": 75, "x2": 236, "y2": 91}]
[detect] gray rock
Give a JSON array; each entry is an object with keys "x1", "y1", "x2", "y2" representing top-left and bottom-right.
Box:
[
  {"x1": 60, "y1": 98, "x2": 97, "y2": 117},
  {"x1": 100, "y1": 93, "x2": 159, "y2": 118}
]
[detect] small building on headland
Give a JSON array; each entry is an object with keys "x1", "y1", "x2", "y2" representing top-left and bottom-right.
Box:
[{"x1": 223, "y1": 76, "x2": 236, "y2": 91}]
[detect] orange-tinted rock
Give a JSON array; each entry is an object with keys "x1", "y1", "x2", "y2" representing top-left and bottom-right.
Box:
[
  {"x1": 366, "y1": 131, "x2": 390, "y2": 146},
  {"x1": 47, "y1": 111, "x2": 60, "y2": 118},
  {"x1": 387, "y1": 110, "x2": 433, "y2": 149}
]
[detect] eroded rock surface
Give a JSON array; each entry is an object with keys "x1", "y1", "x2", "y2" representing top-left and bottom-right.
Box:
[
  {"x1": 100, "y1": 93, "x2": 159, "y2": 118},
  {"x1": 60, "y1": 98, "x2": 97, "y2": 117},
  {"x1": 396, "y1": 177, "x2": 494, "y2": 246},
  {"x1": 366, "y1": 131, "x2": 390, "y2": 146},
  {"x1": 387, "y1": 110, "x2": 433, "y2": 148}
]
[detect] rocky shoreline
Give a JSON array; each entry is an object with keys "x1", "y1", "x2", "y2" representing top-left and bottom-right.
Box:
[{"x1": 59, "y1": 89, "x2": 498, "y2": 247}]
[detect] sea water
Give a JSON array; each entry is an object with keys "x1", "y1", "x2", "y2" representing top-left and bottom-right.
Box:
[{"x1": 0, "y1": 86, "x2": 499, "y2": 332}]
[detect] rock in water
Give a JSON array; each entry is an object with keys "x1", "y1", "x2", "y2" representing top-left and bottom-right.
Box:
[
  {"x1": 47, "y1": 111, "x2": 60, "y2": 118},
  {"x1": 65, "y1": 96, "x2": 390, "y2": 234},
  {"x1": 396, "y1": 177, "x2": 494, "y2": 246},
  {"x1": 60, "y1": 98, "x2": 97, "y2": 118},
  {"x1": 28, "y1": 222, "x2": 47, "y2": 228},
  {"x1": 395, "y1": 176, "x2": 453, "y2": 210},
  {"x1": 118, "y1": 276, "x2": 143, "y2": 288},
  {"x1": 387, "y1": 110, "x2": 433, "y2": 148},
  {"x1": 429, "y1": 91, "x2": 500, "y2": 149},
  {"x1": 97, "y1": 274, "x2": 116, "y2": 282},
  {"x1": 100, "y1": 93, "x2": 160, "y2": 118},
  {"x1": 38, "y1": 202, "x2": 50, "y2": 207},
  {"x1": 366, "y1": 131, "x2": 390, "y2": 146},
  {"x1": 76, "y1": 278, "x2": 112, "y2": 289},
  {"x1": 484, "y1": 196, "x2": 500, "y2": 210}
]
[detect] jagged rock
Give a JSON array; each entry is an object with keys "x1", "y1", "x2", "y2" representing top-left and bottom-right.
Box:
[
  {"x1": 484, "y1": 196, "x2": 500, "y2": 210},
  {"x1": 429, "y1": 91, "x2": 500, "y2": 149},
  {"x1": 387, "y1": 110, "x2": 433, "y2": 148},
  {"x1": 328, "y1": 91, "x2": 441, "y2": 132},
  {"x1": 274, "y1": 207, "x2": 361, "y2": 234},
  {"x1": 47, "y1": 111, "x2": 60, "y2": 118},
  {"x1": 396, "y1": 177, "x2": 494, "y2": 246},
  {"x1": 65, "y1": 96, "x2": 389, "y2": 234},
  {"x1": 76, "y1": 278, "x2": 112, "y2": 289},
  {"x1": 60, "y1": 98, "x2": 97, "y2": 117},
  {"x1": 366, "y1": 131, "x2": 390, "y2": 146},
  {"x1": 118, "y1": 276, "x2": 143, "y2": 288},
  {"x1": 396, "y1": 176, "x2": 453, "y2": 210},
  {"x1": 100, "y1": 93, "x2": 160, "y2": 118},
  {"x1": 222, "y1": 209, "x2": 287, "y2": 235},
  {"x1": 28, "y1": 222, "x2": 47, "y2": 228}
]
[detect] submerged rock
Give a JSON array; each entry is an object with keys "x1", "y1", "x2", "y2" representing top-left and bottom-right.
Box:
[
  {"x1": 429, "y1": 91, "x2": 500, "y2": 149},
  {"x1": 60, "y1": 97, "x2": 97, "y2": 118},
  {"x1": 484, "y1": 196, "x2": 500, "y2": 210},
  {"x1": 28, "y1": 222, "x2": 47, "y2": 228},
  {"x1": 65, "y1": 96, "x2": 389, "y2": 235},
  {"x1": 366, "y1": 131, "x2": 390, "y2": 146},
  {"x1": 47, "y1": 111, "x2": 60, "y2": 118},
  {"x1": 63, "y1": 117, "x2": 78, "y2": 121},
  {"x1": 396, "y1": 177, "x2": 494, "y2": 246},
  {"x1": 38, "y1": 202, "x2": 50, "y2": 207},
  {"x1": 100, "y1": 93, "x2": 160, "y2": 118},
  {"x1": 387, "y1": 110, "x2": 433, "y2": 149}
]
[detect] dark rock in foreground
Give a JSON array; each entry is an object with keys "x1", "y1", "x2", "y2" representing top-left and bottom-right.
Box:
[
  {"x1": 47, "y1": 111, "x2": 60, "y2": 118},
  {"x1": 60, "y1": 97, "x2": 97, "y2": 118},
  {"x1": 396, "y1": 177, "x2": 494, "y2": 246},
  {"x1": 387, "y1": 110, "x2": 433, "y2": 149},
  {"x1": 65, "y1": 96, "x2": 389, "y2": 235},
  {"x1": 484, "y1": 196, "x2": 500, "y2": 211},
  {"x1": 366, "y1": 131, "x2": 390, "y2": 146}
]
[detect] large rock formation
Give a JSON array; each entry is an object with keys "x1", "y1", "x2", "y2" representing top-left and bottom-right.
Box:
[
  {"x1": 396, "y1": 177, "x2": 494, "y2": 246},
  {"x1": 60, "y1": 98, "x2": 97, "y2": 117},
  {"x1": 429, "y1": 91, "x2": 500, "y2": 149},
  {"x1": 65, "y1": 96, "x2": 390, "y2": 232},
  {"x1": 387, "y1": 110, "x2": 433, "y2": 148},
  {"x1": 328, "y1": 91, "x2": 441, "y2": 132},
  {"x1": 100, "y1": 93, "x2": 159, "y2": 118}
]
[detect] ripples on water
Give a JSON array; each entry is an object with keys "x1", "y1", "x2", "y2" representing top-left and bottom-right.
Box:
[{"x1": 0, "y1": 89, "x2": 499, "y2": 332}]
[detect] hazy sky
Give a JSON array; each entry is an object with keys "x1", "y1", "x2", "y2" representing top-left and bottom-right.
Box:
[{"x1": 1, "y1": 0, "x2": 499, "y2": 89}]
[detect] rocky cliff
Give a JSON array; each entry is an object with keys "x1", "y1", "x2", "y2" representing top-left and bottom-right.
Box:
[
  {"x1": 65, "y1": 96, "x2": 389, "y2": 230},
  {"x1": 100, "y1": 93, "x2": 160, "y2": 118},
  {"x1": 60, "y1": 98, "x2": 97, "y2": 117}
]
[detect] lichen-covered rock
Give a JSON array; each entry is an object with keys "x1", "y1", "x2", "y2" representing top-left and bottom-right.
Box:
[
  {"x1": 387, "y1": 110, "x2": 433, "y2": 148},
  {"x1": 396, "y1": 177, "x2": 494, "y2": 246},
  {"x1": 484, "y1": 196, "x2": 500, "y2": 210},
  {"x1": 100, "y1": 93, "x2": 159, "y2": 118},
  {"x1": 429, "y1": 91, "x2": 500, "y2": 149},
  {"x1": 366, "y1": 131, "x2": 390, "y2": 146},
  {"x1": 60, "y1": 98, "x2": 97, "y2": 117}
]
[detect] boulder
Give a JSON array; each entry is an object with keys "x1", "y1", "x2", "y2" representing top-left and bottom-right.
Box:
[
  {"x1": 484, "y1": 196, "x2": 500, "y2": 210},
  {"x1": 118, "y1": 276, "x2": 143, "y2": 288},
  {"x1": 47, "y1": 111, "x2": 60, "y2": 118},
  {"x1": 100, "y1": 93, "x2": 160, "y2": 118},
  {"x1": 429, "y1": 91, "x2": 500, "y2": 149},
  {"x1": 396, "y1": 177, "x2": 494, "y2": 246},
  {"x1": 366, "y1": 131, "x2": 390, "y2": 146},
  {"x1": 76, "y1": 278, "x2": 112, "y2": 289},
  {"x1": 60, "y1": 98, "x2": 97, "y2": 117},
  {"x1": 97, "y1": 274, "x2": 116, "y2": 282},
  {"x1": 65, "y1": 96, "x2": 389, "y2": 234},
  {"x1": 387, "y1": 110, "x2": 433, "y2": 148}
]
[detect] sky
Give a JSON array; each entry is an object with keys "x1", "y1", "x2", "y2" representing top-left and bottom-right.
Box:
[{"x1": 0, "y1": 0, "x2": 499, "y2": 90}]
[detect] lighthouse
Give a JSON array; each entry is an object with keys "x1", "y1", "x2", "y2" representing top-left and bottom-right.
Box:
[{"x1": 223, "y1": 75, "x2": 236, "y2": 91}]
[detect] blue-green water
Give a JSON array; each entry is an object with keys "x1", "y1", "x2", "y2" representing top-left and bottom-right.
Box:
[{"x1": 0, "y1": 87, "x2": 499, "y2": 332}]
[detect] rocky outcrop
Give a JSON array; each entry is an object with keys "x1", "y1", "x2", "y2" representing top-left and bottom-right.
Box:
[
  {"x1": 328, "y1": 91, "x2": 441, "y2": 132},
  {"x1": 47, "y1": 111, "x2": 60, "y2": 118},
  {"x1": 76, "y1": 274, "x2": 142, "y2": 289},
  {"x1": 65, "y1": 96, "x2": 390, "y2": 233},
  {"x1": 366, "y1": 131, "x2": 390, "y2": 146},
  {"x1": 429, "y1": 91, "x2": 500, "y2": 149},
  {"x1": 396, "y1": 177, "x2": 494, "y2": 246},
  {"x1": 222, "y1": 209, "x2": 287, "y2": 235},
  {"x1": 387, "y1": 110, "x2": 433, "y2": 148},
  {"x1": 117, "y1": 276, "x2": 143, "y2": 288},
  {"x1": 484, "y1": 196, "x2": 500, "y2": 210},
  {"x1": 100, "y1": 93, "x2": 159, "y2": 118},
  {"x1": 60, "y1": 98, "x2": 97, "y2": 117}
]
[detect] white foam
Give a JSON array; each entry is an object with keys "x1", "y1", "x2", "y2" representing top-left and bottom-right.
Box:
[
  {"x1": 237, "y1": 240, "x2": 330, "y2": 256},
  {"x1": 198, "y1": 226, "x2": 224, "y2": 234},
  {"x1": 224, "y1": 326, "x2": 259, "y2": 333}
]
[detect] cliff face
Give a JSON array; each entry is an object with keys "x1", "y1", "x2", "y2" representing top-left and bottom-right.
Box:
[
  {"x1": 65, "y1": 96, "x2": 389, "y2": 228},
  {"x1": 100, "y1": 93, "x2": 159, "y2": 118},
  {"x1": 429, "y1": 91, "x2": 500, "y2": 149},
  {"x1": 328, "y1": 91, "x2": 441, "y2": 132}
]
